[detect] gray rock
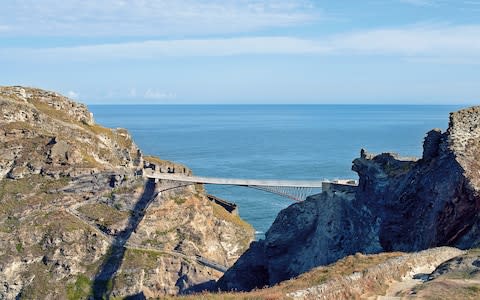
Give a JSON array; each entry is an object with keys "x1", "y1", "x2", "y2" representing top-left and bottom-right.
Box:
[
  {"x1": 422, "y1": 128, "x2": 443, "y2": 161},
  {"x1": 219, "y1": 105, "x2": 480, "y2": 291},
  {"x1": 7, "y1": 166, "x2": 28, "y2": 179}
]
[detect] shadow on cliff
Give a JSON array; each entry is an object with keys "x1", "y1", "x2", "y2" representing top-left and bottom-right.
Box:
[
  {"x1": 180, "y1": 280, "x2": 217, "y2": 295},
  {"x1": 91, "y1": 178, "x2": 157, "y2": 300}
]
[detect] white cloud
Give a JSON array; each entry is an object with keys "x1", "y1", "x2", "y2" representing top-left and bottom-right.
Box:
[
  {"x1": 0, "y1": 0, "x2": 318, "y2": 37},
  {"x1": 2, "y1": 24, "x2": 479, "y2": 62},
  {"x1": 67, "y1": 90, "x2": 79, "y2": 99},
  {"x1": 329, "y1": 25, "x2": 480, "y2": 56},
  {"x1": 17, "y1": 37, "x2": 330, "y2": 60},
  {"x1": 144, "y1": 89, "x2": 176, "y2": 100}
]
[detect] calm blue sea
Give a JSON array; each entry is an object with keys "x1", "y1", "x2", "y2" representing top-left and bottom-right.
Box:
[{"x1": 89, "y1": 105, "x2": 462, "y2": 237}]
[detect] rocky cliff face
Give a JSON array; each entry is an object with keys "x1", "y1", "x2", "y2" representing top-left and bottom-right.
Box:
[
  {"x1": 0, "y1": 86, "x2": 142, "y2": 180},
  {"x1": 0, "y1": 86, "x2": 254, "y2": 299},
  {"x1": 219, "y1": 105, "x2": 480, "y2": 291}
]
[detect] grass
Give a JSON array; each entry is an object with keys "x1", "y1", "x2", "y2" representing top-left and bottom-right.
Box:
[
  {"x1": 141, "y1": 238, "x2": 164, "y2": 248},
  {"x1": 42, "y1": 210, "x2": 92, "y2": 233},
  {"x1": 0, "y1": 215, "x2": 20, "y2": 233},
  {"x1": 0, "y1": 176, "x2": 37, "y2": 201},
  {"x1": 79, "y1": 148, "x2": 104, "y2": 168},
  {"x1": 16, "y1": 243, "x2": 23, "y2": 252},
  {"x1": 165, "y1": 252, "x2": 404, "y2": 300},
  {"x1": 120, "y1": 248, "x2": 167, "y2": 270},
  {"x1": 112, "y1": 180, "x2": 144, "y2": 195},
  {"x1": 155, "y1": 227, "x2": 177, "y2": 237},
  {"x1": 0, "y1": 174, "x2": 69, "y2": 198},
  {"x1": 0, "y1": 175, "x2": 71, "y2": 216},
  {"x1": 100, "y1": 184, "x2": 138, "y2": 202},
  {"x1": 144, "y1": 155, "x2": 190, "y2": 174},
  {"x1": 210, "y1": 201, "x2": 253, "y2": 234},
  {"x1": 1, "y1": 120, "x2": 35, "y2": 132},
  {"x1": 28, "y1": 97, "x2": 135, "y2": 168},
  {"x1": 33, "y1": 101, "x2": 76, "y2": 124},
  {"x1": 466, "y1": 286, "x2": 480, "y2": 293},
  {"x1": 66, "y1": 274, "x2": 93, "y2": 300},
  {"x1": 77, "y1": 203, "x2": 130, "y2": 228},
  {"x1": 86, "y1": 124, "x2": 134, "y2": 149},
  {"x1": 176, "y1": 230, "x2": 186, "y2": 241},
  {"x1": 143, "y1": 155, "x2": 170, "y2": 166},
  {"x1": 113, "y1": 248, "x2": 201, "y2": 293},
  {"x1": 172, "y1": 196, "x2": 187, "y2": 205},
  {"x1": 409, "y1": 280, "x2": 480, "y2": 300},
  {"x1": 208, "y1": 200, "x2": 254, "y2": 251},
  {"x1": 15, "y1": 262, "x2": 55, "y2": 300}
]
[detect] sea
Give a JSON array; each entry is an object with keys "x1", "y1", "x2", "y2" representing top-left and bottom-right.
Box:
[{"x1": 89, "y1": 104, "x2": 463, "y2": 238}]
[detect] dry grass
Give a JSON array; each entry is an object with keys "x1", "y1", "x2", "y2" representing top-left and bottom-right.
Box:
[
  {"x1": 77, "y1": 203, "x2": 130, "y2": 228},
  {"x1": 122, "y1": 248, "x2": 167, "y2": 268},
  {"x1": 32, "y1": 101, "x2": 77, "y2": 124},
  {"x1": 210, "y1": 201, "x2": 253, "y2": 234},
  {"x1": 164, "y1": 252, "x2": 403, "y2": 300},
  {"x1": 85, "y1": 124, "x2": 134, "y2": 149},
  {"x1": 408, "y1": 279, "x2": 480, "y2": 299},
  {"x1": 143, "y1": 155, "x2": 170, "y2": 165},
  {"x1": 403, "y1": 248, "x2": 480, "y2": 299},
  {"x1": 113, "y1": 248, "x2": 170, "y2": 291},
  {"x1": 0, "y1": 175, "x2": 70, "y2": 216},
  {"x1": 144, "y1": 155, "x2": 189, "y2": 173},
  {"x1": 1, "y1": 121, "x2": 35, "y2": 132}
]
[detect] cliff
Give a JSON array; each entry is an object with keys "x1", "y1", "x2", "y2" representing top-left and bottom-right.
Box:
[
  {"x1": 218, "y1": 105, "x2": 480, "y2": 291},
  {"x1": 0, "y1": 86, "x2": 254, "y2": 299}
]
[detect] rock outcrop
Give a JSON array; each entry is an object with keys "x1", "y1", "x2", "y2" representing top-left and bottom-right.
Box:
[
  {"x1": 0, "y1": 86, "x2": 254, "y2": 299},
  {"x1": 219, "y1": 105, "x2": 480, "y2": 291},
  {"x1": 287, "y1": 247, "x2": 465, "y2": 300},
  {"x1": 0, "y1": 86, "x2": 142, "y2": 180}
]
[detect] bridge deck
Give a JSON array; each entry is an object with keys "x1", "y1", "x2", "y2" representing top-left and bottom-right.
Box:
[{"x1": 144, "y1": 171, "x2": 325, "y2": 188}]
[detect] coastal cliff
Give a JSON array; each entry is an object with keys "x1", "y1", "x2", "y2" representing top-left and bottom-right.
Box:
[
  {"x1": 218, "y1": 105, "x2": 480, "y2": 291},
  {"x1": 0, "y1": 86, "x2": 254, "y2": 299}
]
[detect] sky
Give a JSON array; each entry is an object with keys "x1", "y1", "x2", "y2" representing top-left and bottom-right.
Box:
[{"x1": 0, "y1": 0, "x2": 479, "y2": 104}]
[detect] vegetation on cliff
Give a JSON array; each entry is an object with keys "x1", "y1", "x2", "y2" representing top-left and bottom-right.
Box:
[{"x1": 0, "y1": 86, "x2": 254, "y2": 299}]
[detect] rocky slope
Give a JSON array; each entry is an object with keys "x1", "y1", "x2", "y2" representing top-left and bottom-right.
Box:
[
  {"x1": 219, "y1": 105, "x2": 480, "y2": 291},
  {"x1": 286, "y1": 247, "x2": 465, "y2": 299},
  {"x1": 400, "y1": 248, "x2": 480, "y2": 299},
  {"x1": 0, "y1": 86, "x2": 254, "y2": 299},
  {"x1": 167, "y1": 246, "x2": 480, "y2": 299}
]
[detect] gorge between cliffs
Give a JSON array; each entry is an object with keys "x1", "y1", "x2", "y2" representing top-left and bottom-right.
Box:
[{"x1": 2, "y1": 86, "x2": 480, "y2": 299}]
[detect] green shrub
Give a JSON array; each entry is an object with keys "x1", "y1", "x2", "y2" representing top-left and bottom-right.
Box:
[{"x1": 66, "y1": 274, "x2": 92, "y2": 300}]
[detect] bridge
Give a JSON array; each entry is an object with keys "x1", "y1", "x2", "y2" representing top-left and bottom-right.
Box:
[{"x1": 143, "y1": 169, "x2": 328, "y2": 201}]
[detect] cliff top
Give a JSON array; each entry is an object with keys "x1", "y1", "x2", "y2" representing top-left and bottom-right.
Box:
[
  {"x1": 1, "y1": 86, "x2": 94, "y2": 125},
  {"x1": 1, "y1": 86, "x2": 142, "y2": 178}
]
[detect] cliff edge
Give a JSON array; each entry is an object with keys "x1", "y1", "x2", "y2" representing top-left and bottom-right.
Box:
[
  {"x1": 218, "y1": 105, "x2": 480, "y2": 291},
  {"x1": 0, "y1": 86, "x2": 254, "y2": 299}
]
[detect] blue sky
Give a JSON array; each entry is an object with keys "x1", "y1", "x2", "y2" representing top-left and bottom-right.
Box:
[{"x1": 1, "y1": 0, "x2": 479, "y2": 104}]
